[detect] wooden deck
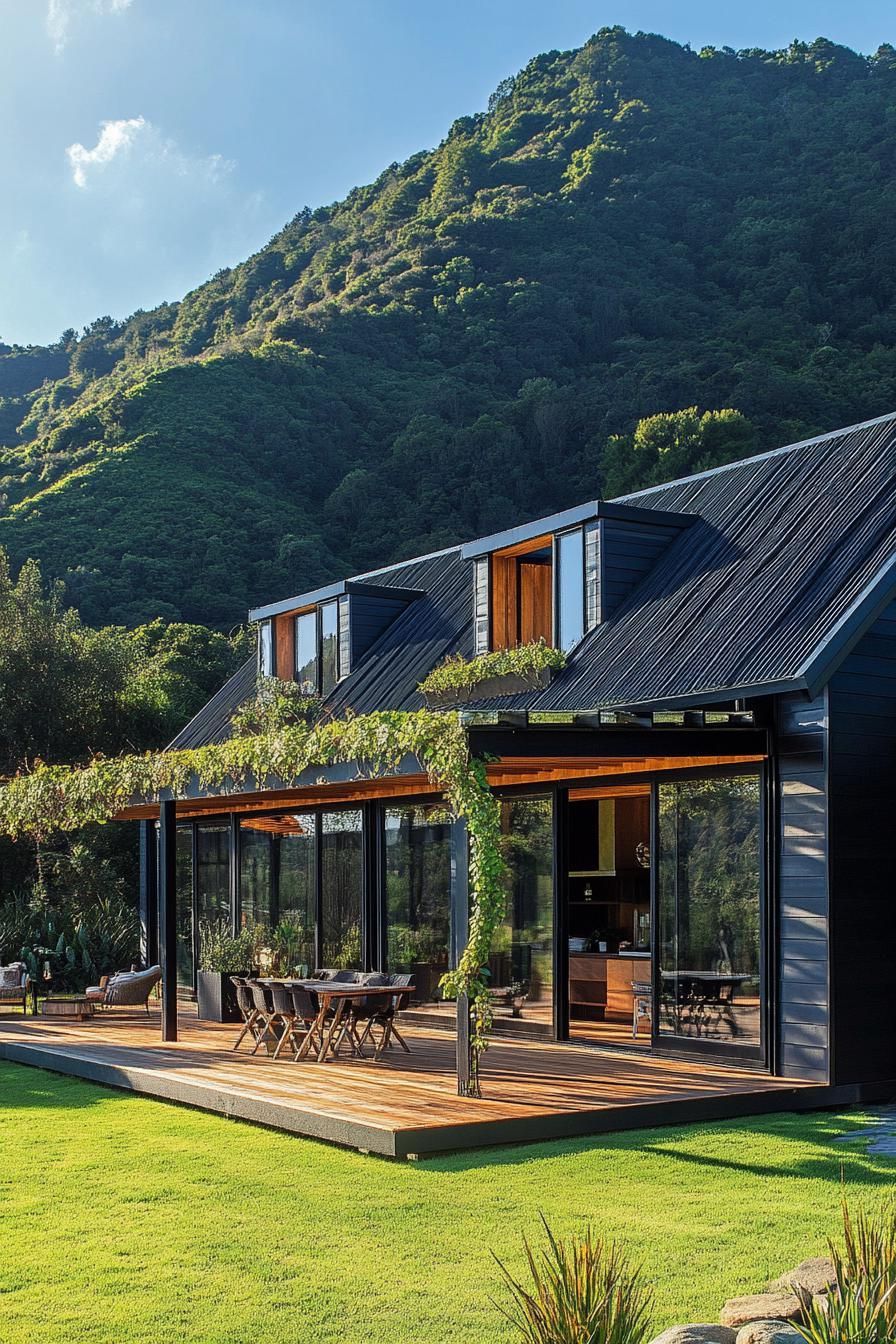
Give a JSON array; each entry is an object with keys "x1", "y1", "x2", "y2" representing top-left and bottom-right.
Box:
[{"x1": 0, "y1": 1005, "x2": 819, "y2": 1157}]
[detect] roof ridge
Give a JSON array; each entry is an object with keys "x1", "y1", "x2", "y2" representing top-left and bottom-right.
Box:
[{"x1": 613, "y1": 408, "x2": 896, "y2": 503}]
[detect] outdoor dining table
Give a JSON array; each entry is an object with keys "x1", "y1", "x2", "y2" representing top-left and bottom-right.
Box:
[{"x1": 275, "y1": 980, "x2": 415, "y2": 1063}]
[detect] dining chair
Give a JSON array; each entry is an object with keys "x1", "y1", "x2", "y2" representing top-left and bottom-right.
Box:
[
  {"x1": 357, "y1": 974, "x2": 413, "y2": 1059},
  {"x1": 230, "y1": 976, "x2": 261, "y2": 1051},
  {"x1": 246, "y1": 980, "x2": 278, "y2": 1055},
  {"x1": 267, "y1": 980, "x2": 301, "y2": 1060},
  {"x1": 287, "y1": 983, "x2": 324, "y2": 1059}
]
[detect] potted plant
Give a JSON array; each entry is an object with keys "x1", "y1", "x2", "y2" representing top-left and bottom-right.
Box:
[{"x1": 196, "y1": 922, "x2": 256, "y2": 1023}]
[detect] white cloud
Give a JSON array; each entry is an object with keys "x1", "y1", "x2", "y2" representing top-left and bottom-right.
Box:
[
  {"x1": 46, "y1": 0, "x2": 134, "y2": 55},
  {"x1": 66, "y1": 116, "x2": 146, "y2": 188}
]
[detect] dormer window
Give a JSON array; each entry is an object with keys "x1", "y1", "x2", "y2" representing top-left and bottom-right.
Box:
[
  {"x1": 464, "y1": 500, "x2": 696, "y2": 658},
  {"x1": 295, "y1": 598, "x2": 345, "y2": 695},
  {"x1": 250, "y1": 579, "x2": 421, "y2": 690},
  {"x1": 471, "y1": 526, "x2": 591, "y2": 655}
]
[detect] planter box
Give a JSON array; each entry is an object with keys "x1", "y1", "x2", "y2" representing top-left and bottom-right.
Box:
[
  {"x1": 196, "y1": 970, "x2": 248, "y2": 1023},
  {"x1": 424, "y1": 666, "x2": 554, "y2": 708}
]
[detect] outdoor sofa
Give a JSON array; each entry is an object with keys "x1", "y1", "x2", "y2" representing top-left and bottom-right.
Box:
[
  {"x1": 0, "y1": 962, "x2": 28, "y2": 1013},
  {"x1": 85, "y1": 965, "x2": 162, "y2": 1014}
]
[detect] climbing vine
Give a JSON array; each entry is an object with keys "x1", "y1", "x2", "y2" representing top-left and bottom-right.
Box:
[
  {"x1": 0, "y1": 707, "x2": 506, "y2": 1096},
  {"x1": 418, "y1": 639, "x2": 566, "y2": 700}
]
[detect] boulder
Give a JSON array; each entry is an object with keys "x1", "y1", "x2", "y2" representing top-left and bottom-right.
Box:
[
  {"x1": 650, "y1": 1328, "x2": 738, "y2": 1344},
  {"x1": 736, "y1": 1322, "x2": 804, "y2": 1344},
  {"x1": 719, "y1": 1292, "x2": 801, "y2": 1329},
  {"x1": 771, "y1": 1256, "x2": 837, "y2": 1299}
]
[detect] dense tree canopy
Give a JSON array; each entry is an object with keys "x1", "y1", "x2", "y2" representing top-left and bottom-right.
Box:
[{"x1": 1, "y1": 30, "x2": 895, "y2": 626}]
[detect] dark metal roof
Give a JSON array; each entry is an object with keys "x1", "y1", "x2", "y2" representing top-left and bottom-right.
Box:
[
  {"x1": 167, "y1": 657, "x2": 256, "y2": 750},
  {"x1": 325, "y1": 549, "x2": 472, "y2": 715},
  {"x1": 171, "y1": 410, "x2": 896, "y2": 745},
  {"x1": 515, "y1": 411, "x2": 896, "y2": 712}
]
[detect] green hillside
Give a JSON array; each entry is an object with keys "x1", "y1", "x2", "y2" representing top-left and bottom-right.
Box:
[{"x1": 3, "y1": 27, "x2": 896, "y2": 627}]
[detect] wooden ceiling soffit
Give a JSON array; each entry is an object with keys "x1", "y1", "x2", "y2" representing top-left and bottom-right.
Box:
[{"x1": 115, "y1": 752, "x2": 767, "y2": 822}]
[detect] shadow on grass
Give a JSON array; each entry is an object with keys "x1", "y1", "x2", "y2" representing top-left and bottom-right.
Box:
[
  {"x1": 422, "y1": 1109, "x2": 896, "y2": 1176},
  {"x1": 0, "y1": 1059, "x2": 142, "y2": 1112}
]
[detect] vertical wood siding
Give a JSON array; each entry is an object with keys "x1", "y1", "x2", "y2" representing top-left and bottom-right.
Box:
[
  {"x1": 827, "y1": 600, "x2": 896, "y2": 1085},
  {"x1": 775, "y1": 691, "x2": 830, "y2": 1082}
]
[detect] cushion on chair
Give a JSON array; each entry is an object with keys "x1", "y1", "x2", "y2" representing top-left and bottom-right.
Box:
[{"x1": 0, "y1": 965, "x2": 26, "y2": 990}]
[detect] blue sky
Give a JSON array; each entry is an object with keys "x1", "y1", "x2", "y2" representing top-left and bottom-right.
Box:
[{"x1": 1, "y1": 0, "x2": 893, "y2": 346}]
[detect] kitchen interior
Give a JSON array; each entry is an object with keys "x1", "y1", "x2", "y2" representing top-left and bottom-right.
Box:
[{"x1": 567, "y1": 785, "x2": 652, "y2": 1047}]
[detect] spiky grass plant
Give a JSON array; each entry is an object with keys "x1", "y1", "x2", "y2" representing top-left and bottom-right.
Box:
[
  {"x1": 795, "y1": 1200, "x2": 896, "y2": 1344},
  {"x1": 493, "y1": 1216, "x2": 653, "y2": 1344}
]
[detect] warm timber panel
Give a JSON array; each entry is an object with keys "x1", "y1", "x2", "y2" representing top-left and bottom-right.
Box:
[
  {"x1": 274, "y1": 613, "x2": 296, "y2": 680},
  {"x1": 519, "y1": 561, "x2": 552, "y2": 645},
  {"x1": 116, "y1": 754, "x2": 767, "y2": 821}
]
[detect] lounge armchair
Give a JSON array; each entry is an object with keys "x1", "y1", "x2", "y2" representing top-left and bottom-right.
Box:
[
  {"x1": 0, "y1": 962, "x2": 28, "y2": 1014},
  {"x1": 85, "y1": 965, "x2": 162, "y2": 1014}
]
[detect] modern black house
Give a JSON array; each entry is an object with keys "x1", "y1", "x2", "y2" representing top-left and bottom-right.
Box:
[{"x1": 132, "y1": 411, "x2": 896, "y2": 1095}]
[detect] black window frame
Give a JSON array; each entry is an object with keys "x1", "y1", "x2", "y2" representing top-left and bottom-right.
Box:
[{"x1": 294, "y1": 599, "x2": 346, "y2": 695}]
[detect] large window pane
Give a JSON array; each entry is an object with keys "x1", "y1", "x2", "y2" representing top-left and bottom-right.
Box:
[
  {"x1": 492, "y1": 796, "x2": 554, "y2": 1027},
  {"x1": 557, "y1": 528, "x2": 584, "y2": 651},
  {"x1": 658, "y1": 774, "x2": 762, "y2": 1048},
  {"x1": 277, "y1": 813, "x2": 317, "y2": 973},
  {"x1": 295, "y1": 612, "x2": 318, "y2": 694},
  {"x1": 384, "y1": 805, "x2": 451, "y2": 1001},
  {"x1": 320, "y1": 809, "x2": 362, "y2": 967},
  {"x1": 320, "y1": 600, "x2": 339, "y2": 695},
  {"x1": 197, "y1": 824, "x2": 230, "y2": 928},
  {"x1": 175, "y1": 826, "x2": 193, "y2": 988},
  {"x1": 239, "y1": 823, "x2": 272, "y2": 928},
  {"x1": 258, "y1": 620, "x2": 273, "y2": 677}
]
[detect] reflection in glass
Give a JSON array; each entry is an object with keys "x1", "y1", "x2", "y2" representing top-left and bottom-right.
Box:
[
  {"x1": 258, "y1": 620, "x2": 273, "y2": 677},
  {"x1": 197, "y1": 824, "x2": 230, "y2": 925},
  {"x1": 557, "y1": 528, "x2": 584, "y2": 650},
  {"x1": 384, "y1": 805, "x2": 451, "y2": 1001},
  {"x1": 320, "y1": 810, "x2": 362, "y2": 967},
  {"x1": 657, "y1": 774, "x2": 762, "y2": 1047},
  {"x1": 240, "y1": 824, "x2": 272, "y2": 927},
  {"x1": 493, "y1": 796, "x2": 554, "y2": 1027},
  {"x1": 320, "y1": 600, "x2": 339, "y2": 695},
  {"x1": 175, "y1": 826, "x2": 193, "y2": 987},
  {"x1": 277, "y1": 813, "x2": 316, "y2": 972},
  {"x1": 295, "y1": 611, "x2": 318, "y2": 694}
]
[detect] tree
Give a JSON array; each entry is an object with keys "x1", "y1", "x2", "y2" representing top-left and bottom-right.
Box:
[{"x1": 600, "y1": 409, "x2": 759, "y2": 498}]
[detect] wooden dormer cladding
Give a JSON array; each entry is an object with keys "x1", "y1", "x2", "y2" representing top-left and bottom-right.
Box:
[
  {"x1": 490, "y1": 534, "x2": 553, "y2": 651},
  {"x1": 274, "y1": 611, "x2": 296, "y2": 680}
]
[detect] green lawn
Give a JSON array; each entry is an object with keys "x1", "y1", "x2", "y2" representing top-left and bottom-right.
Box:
[{"x1": 0, "y1": 1061, "x2": 892, "y2": 1344}]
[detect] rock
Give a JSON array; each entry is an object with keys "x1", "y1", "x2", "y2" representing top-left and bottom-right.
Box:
[
  {"x1": 649, "y1": 1328, "x2": 738, "y2": 1344},
  {"x1": 736, "y1": 1322, "x2": 804, "y2": 1344},
  {"x1": 719, "y1": 1293, "x2": 801, "y2": 1329},
  {"x1": 771, "y1": 1256, "x2": 837, "y2": 1299}
]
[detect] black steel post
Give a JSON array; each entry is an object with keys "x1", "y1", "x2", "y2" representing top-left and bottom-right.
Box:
[
  {"x1": 553, "y1": 786, "x2": 570, "y2": 1041},
  {"x1": 158, "y1": 800, "x2": 178, "y2": 1041},
  {"x1": 229, "y1": 813, "x2": 240, "y2": 936}
]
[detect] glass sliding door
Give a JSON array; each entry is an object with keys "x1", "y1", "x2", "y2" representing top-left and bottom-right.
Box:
[
  {"x1": 383, "y1": 805, "x2": 452, "y2": 1002},
  {"x1": 493, "y1": 796, "x2": 554, "y2": 1029},
  {"x1": 175, "y1": 826, "x2": 194, "y2": 988},
  {"x1": 320, "y1": 809, "x2": 362, "y2": 968},
  {"x1": 277, "y1": 813, "x2": 317, "y2": 973},
  {"x1": 656, "y1": 773, "x2": 763, "y2": 1055}
]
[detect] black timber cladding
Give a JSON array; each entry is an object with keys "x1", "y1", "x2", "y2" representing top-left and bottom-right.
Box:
[
  {"x1": 827, "y1": 600, "x2": 896, "y2": 1086},
  {"x1": 775, "y1": 691, "x2": 830, "y2": 1083},
  {"x1": 599, "y1": 515, "x2": 692, "y2": 621}
]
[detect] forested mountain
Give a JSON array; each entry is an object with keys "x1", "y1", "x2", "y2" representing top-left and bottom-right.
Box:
[{"x1": 3, "y1": 28, "x2": 896, "y2": 628}]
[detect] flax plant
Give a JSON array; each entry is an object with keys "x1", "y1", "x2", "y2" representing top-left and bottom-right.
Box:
[
  {"x1": 494, "y1": 1217, "x2": 652, "y2": 1344},
  {"x1": 795, "y1": 1200, "x2": 896, "y2": 1344}
]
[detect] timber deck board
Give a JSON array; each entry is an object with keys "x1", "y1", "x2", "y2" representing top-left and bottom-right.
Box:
[{"x1": 0, "y1": 1006, "x2": 814, "y2": 1156}]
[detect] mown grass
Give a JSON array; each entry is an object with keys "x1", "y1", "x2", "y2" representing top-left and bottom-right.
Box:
[{"x1": 0, "y1": 1060, "x2": 891, "y2": 1344}]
